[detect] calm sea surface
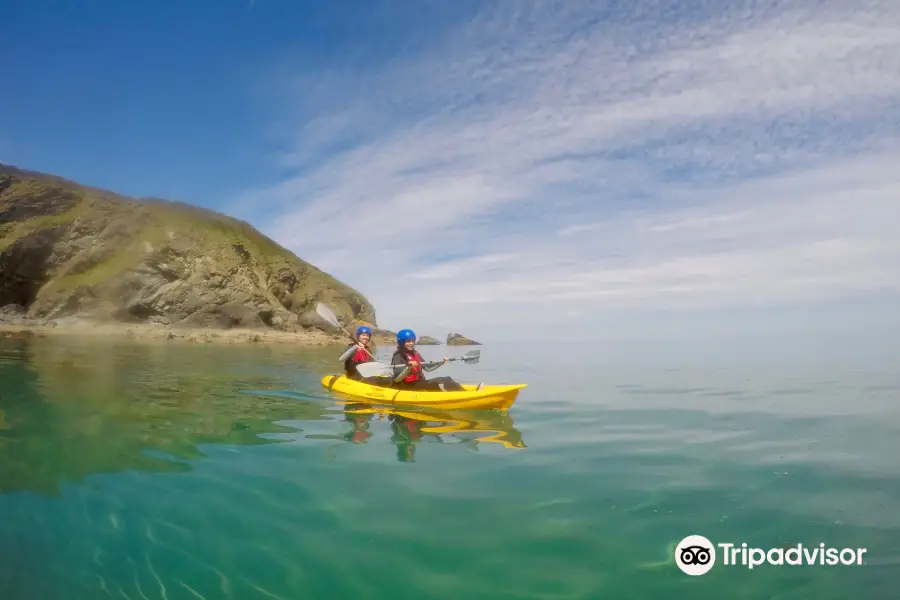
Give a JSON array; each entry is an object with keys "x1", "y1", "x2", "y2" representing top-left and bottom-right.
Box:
[{"x1": 1, "y1": 335, "x2": 899, "y2": 599}]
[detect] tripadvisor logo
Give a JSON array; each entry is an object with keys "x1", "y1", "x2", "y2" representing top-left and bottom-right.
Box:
[
  {"x1": 674, "y1": 535, "x2": 868, "y2": 575},
  {"x1": 675, "y1": 535, "x2": 717, "y2": 576}
]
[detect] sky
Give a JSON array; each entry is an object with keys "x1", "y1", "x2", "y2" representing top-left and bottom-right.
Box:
[{"x1": 4, "y1": 0, "x2": 900, "y2": 350}]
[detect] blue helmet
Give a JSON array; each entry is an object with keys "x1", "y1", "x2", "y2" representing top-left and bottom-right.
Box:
[
  {"x1": 356, "y1": 325, "x2": 372, "y2": 337},
  {"x1": 396, "y1": 329, "x2": 416, "y2": 343}
]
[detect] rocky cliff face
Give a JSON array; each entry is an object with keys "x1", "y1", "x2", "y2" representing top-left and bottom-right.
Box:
[{"x1": 0, "y1": 164, "x2": 376, "y2": 332}]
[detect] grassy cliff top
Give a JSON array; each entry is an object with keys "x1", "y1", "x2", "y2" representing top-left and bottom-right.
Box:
[{"x1": 0, "y1": 163, "x2": 377, "y2": 330}]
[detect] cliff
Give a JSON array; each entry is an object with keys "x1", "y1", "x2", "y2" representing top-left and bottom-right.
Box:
[{"x1": 0, "y1": 164, "x2": 376, "y2": 333}]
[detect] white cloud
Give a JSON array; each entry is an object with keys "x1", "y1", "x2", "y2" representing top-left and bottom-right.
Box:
[{"x1": 234, "y1": 0, "x2": 900, "y2": 343}]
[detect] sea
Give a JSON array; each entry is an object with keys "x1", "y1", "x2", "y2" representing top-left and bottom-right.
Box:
[{"x1": 1, "y1": 334, "x2": 899, "y2": 599}]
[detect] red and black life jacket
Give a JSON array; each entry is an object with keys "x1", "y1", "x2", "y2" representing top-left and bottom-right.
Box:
[
  {"x1": 349, "y1": 347, "x2": 370, "y2": 363},
  {"x1": 345, "y1": 344, "x2": 373, "y2": 378},
  {"x1": 395, "y1": 349, "x2": 424, "y2": 383}
]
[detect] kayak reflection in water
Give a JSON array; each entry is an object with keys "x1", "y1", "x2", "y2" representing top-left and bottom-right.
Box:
[
  {"x1": 390, "y1": 329, "x2": 479, "y2": 392},
  {"x1": 389, "y1": 413, "x2": 444, "y2": 462},
  {"x1": 333, "y1": 404, "x2": 528, "y2": 460},
  {"x1": 337, "y1": 326, "x2": 384, "y2": 385}
]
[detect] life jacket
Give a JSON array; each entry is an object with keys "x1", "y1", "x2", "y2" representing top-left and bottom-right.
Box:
[
  {"x1": 395, "y1": 349, "x2": 424, "y2": 383},
  {"x1": 345, "y1": 344, "x2": 372, "y2": 378},
  {"x1": 350, "y1": 347, "x2": 371, "y2": 363}
]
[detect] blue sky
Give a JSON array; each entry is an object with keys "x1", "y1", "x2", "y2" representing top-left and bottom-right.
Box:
[{"x1": 4, "y1": 0, "x2": 900, "y2": 346}]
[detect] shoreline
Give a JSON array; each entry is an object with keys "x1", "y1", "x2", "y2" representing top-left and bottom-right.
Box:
[{"x1": 0, "y1": 320, "x2": 394, "y2": 347}]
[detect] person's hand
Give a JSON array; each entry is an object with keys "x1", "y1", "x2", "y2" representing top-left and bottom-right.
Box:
[
  {"x1": 408, "y1": 360, "x2": 419, "y2": 368},
  {"x1": 356, "y1": 342, "x2": 366, "y2": 350},
  {"x1": 442, "y1": 356, "x2": 449, "y2": 363}
]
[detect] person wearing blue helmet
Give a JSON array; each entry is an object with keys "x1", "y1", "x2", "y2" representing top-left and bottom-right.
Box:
[
  {"x1": 338, "y1": 325, "x2": 378, "y2": 381},
  {"x1": 390, "y1": 328, "x2": 467, "y2": 391}
]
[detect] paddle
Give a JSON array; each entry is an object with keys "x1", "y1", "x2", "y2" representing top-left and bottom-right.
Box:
[
  {"x1": 355, "y1": 349, "x2": 481, "y2": 379},
  {"x1": 315, "y1": 302, "x2": 377, "y2": 361}
]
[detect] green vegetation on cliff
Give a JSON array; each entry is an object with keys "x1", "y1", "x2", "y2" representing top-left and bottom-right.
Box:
[{"x1": 0, "y1": 164, "x2": 376, "y2": 331}]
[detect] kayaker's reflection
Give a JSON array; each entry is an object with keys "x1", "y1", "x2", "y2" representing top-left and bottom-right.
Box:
[
  {"x1": 344, "y1": 405, "x2": 373, "y2": 444},
  {"x1": 317, "y1": 405, "x2": 528, "y2": 461},
  {"x1": 388, "y1": 413, "x2": 443, "y2": 462},
  {"x1": 306, "y1": 403, "x2": 375, "y2": 444}
]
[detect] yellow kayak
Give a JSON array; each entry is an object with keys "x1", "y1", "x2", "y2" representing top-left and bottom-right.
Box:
[{"x1": 320, "y1": 375, "x2": 526, "y2": 410}]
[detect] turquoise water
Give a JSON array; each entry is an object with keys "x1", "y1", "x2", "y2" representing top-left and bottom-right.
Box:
[{"x1": 1, "y1": 335, "x2": 899, "y2": 599}]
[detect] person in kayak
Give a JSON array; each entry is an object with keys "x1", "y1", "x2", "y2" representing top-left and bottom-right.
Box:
[
  {"x1": 390, "y1": 329, "x2": 480, "y2": 391},
  {"x1": 338, "y1": 326, "x2": 384, "y2": 383}
]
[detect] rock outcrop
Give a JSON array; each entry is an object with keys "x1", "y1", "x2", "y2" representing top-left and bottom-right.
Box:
[
  {"x1": 0, "y1": 164, "x2": 376, "y2": 332},
  {"x1": 417, "y1": 336, "x2": 441, "y2": 345},
  {"x1": 447, "y1": 332, "x2": 481, "y2": 346},
  {"x1": 0, "y1": 303, "x2": 26, "y2": 324}
]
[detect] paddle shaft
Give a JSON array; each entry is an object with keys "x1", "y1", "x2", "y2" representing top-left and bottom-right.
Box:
[
  {"x1": 394, "y1": 352, "x2": 480, "y2": 369},
  {"x1": 356, "y1": 353, "x2": 478, "y2": 378}
]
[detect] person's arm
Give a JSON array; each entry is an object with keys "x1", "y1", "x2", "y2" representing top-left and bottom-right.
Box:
[
  {"x1": 392, "y1": 353, "x2": 411, "y2": 382},
  {"x1": 422, "y1": 357, "x2": 449, "y2": 372},
  {"x1": 338, "y1": 344, "x2": 356, "y2": 362}
]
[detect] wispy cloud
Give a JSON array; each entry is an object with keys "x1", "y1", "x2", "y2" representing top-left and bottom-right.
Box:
[{"x1": 235, "y1": 0, "x2": 900, "y2": 341}]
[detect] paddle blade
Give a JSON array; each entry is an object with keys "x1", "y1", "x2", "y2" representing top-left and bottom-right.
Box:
[
  {"x1": 355, "y1": 361, "x2": 395, "y2": 379},
  {"x1": 461, "y1": 349, "x2": 481, "y2": 364},
  {"x1": 315, "y1": 302, "x2": 341, "y2": 328}
]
